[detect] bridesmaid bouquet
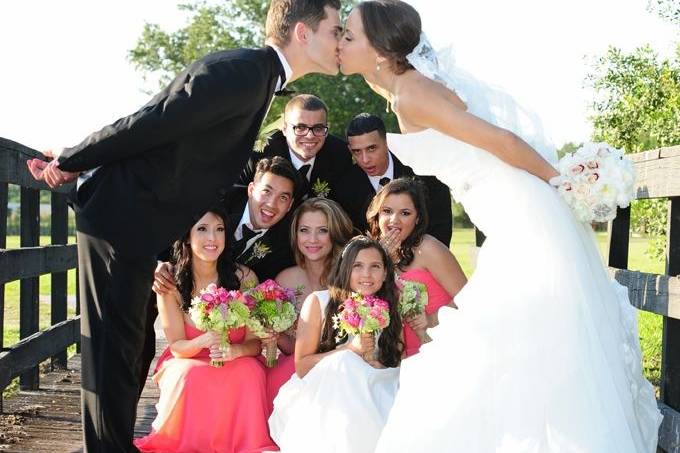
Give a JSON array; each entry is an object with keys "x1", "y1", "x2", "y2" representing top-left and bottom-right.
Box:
[
  {"x1": 246, "y1": 279, "x2": 298, "y2": 367},
  {"x1": 550, "y1": 142, "x2": 635, "y2": 223},
  {"x1": 188, "y1": 283, "x2": 254, "y2": 367},
  {"x1": 397, "y1": 279, "x2": 432, "y2": 344},
  {"x1": 332, "y1": 293, "x2": 390, "y2": 361}
]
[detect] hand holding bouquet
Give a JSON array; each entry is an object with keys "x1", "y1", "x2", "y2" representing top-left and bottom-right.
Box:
[
  {"x1": 189, "y1": 283, "x2": 254, "y2": 367},
  {"x1": 245, "y1": 279, "x2": 298, "y2": 367},
  {"x1": 332, "y1": 293, "x2": 390, "y2": 362},
  {"x1": 397, "y1": 278, "x2": 431, "y2": 344},
  {"x1": 550, "y1": 142, "x2": 635, "y2": 223}
]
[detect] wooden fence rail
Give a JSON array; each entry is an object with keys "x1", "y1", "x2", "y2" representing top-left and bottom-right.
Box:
[{"x1": 0, "y1": 137, "x2": 79, "y2": 411}]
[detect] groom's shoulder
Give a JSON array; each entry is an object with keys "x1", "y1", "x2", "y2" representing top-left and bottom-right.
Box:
[{"x1": 197, "y1": 47, "x2": 272, "y2": 68}]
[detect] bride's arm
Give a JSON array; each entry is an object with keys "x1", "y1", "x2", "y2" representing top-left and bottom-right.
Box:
[{"x1": 398, "y1": 81, "x2": 559, "y2": 183}]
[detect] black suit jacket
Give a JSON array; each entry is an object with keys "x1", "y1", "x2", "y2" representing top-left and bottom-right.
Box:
[
  {"x1": 58, "y1": 46, "x2": 284, "y2": 258},
  {"x1": 335, "y1": 152, "x2": 453, "y2": 246},
  {"x1": 222, "y1": 187, "x2": 295, "y2": 281},
  {"x1": 237, "y1": 130, "x2": 353, "y2": 207}
]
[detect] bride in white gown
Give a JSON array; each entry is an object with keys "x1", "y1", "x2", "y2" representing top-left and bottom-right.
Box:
[{"x1": 337, "y1": 1, "x2": 662, "y2": 452}]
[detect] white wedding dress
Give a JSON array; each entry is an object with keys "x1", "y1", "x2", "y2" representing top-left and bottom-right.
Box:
[
  {"x1": 374, "y1": 40, "x2": 663, "y2": 453},
  {"x1": 269, "y1": 290, "x2": 400, "y2": 453}
]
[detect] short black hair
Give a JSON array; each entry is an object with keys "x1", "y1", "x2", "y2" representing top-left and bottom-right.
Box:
[
  {"x1": 254, "y1": 156, "x2": 298, "y2": 193},
  {"x1": 346, "y1": 113, "x2": 387, "y2": 140}
]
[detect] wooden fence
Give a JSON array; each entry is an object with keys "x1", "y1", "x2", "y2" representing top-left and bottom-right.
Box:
[{"x1": 0, "y1": 137, "x2": 80, "y2": 411}]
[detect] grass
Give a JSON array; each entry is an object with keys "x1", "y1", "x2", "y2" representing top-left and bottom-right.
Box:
[{"x1": 449, "y1": 228, "x2": 664, "y2": 388}]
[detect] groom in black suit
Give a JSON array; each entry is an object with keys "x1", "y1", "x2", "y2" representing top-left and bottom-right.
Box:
[
  {"x1": 26, "y1": 1, "x2": 342, "y2": 451},
  {"x1": 335, "y1": 113, "x2": 454, "y2": 245},
  {"x1": 238, "y1": 93, "x2": 352, "y2": 207}
]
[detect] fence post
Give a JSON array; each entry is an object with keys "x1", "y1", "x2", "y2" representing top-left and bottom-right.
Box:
[
  {"x1": 19, "y1": 187, "x2": 40, "y2": 390},
  {"x1": 661, "y1": 197, "x2": 680, "y2": 410},
  {"x1": 606, "y1": 205, "x2": 631, "y2": 269},
  {"x1": 50, "y1": 192, "x2": 68, "y2": 369},
  {"x1": 0, "y1": 182, "x2": 7, "y2": 412}
]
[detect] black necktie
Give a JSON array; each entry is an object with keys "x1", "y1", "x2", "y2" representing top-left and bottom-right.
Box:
[
  {"x1": 298, "y1": 164, "x2": 312, "y2": 181},
  {"x1": 232, "y1": 224, "x2": 258, "y2": 258},
  {"x1": 379, "y1": 177, "x2": 391, "y2": 187}
]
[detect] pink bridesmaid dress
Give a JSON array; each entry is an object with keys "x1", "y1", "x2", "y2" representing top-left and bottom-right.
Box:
[
  {"x1": 134, "y1": 323, "x2": 278, "y2": 453},
  {"x1": 400, "y1": 268, "x2": 453, "y2": 357},
  {"x1": 263, "y1": 353, "x2": 296, "y2": 414}
]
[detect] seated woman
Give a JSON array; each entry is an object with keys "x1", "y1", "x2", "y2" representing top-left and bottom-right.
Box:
[
  {"x1": 134, "y1": 208, "x2": 277, "y2": 453},
  {"x1": 269, "y1": 236, "x2": 403, "y2": 453},
  {"x1": 264, "y1": 198, "x2": 354, "y2": 409},
  {"x1": 367, "y1": 178, "x2": 467, "y2": 356}
]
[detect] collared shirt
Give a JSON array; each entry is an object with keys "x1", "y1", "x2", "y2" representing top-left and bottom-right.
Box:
[
  {"x1": 269, "y1": 44, "x2": 292, "y2": 92},
  {"x1": 234, "y1": 203, "x2": 267, "y2": 253},
  {"x1": 288, "y1": 150, "x2": 316, "y2": 181},
  {"x1": 368, "y1": 152, "x2": 395, "y2": 192}
]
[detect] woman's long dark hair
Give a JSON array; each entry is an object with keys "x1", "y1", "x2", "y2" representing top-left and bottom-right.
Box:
[
  {"x1": 367, "y1": 178, "x2": 429, "y2": 271},
  {"x1": 318, "y1": 236, "x2": 403, "y2": 367},
  {"x1": 172, "y1": 207, "x2": 241, "y2": 312}
]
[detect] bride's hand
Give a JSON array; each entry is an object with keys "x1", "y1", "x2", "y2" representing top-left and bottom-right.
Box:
[{"x1": 347, "y1": 333, "x2": 375, "y2": 356}]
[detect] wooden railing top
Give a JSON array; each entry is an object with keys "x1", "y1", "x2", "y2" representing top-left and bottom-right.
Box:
[
  {"x1": 0, "y1": 137, "x2": 74, "y2": 193},
  {"x1": 629, "y1": 145, "x2": 680, "y2": 200}
]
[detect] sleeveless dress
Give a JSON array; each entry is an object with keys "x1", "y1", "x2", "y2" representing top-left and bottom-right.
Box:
[
  {"x1": 400, "y1": 267, "x2": 453, "y2": 357},
  {"x1": 268, "y1": 290, "x2": 400, "y2": 453},
  {"x1": 373, "y1": 126, "x2": 663, "y2": 452},
  {"x1": 134, "y1": 323, "x2": 277, "y2": 453}
]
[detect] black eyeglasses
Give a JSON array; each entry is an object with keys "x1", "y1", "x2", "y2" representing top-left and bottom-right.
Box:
[{"x1": 289, "y1": 123, "x2": 329, "y2": 137}]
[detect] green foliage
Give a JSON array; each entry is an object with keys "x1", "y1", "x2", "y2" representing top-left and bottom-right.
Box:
[
  {"x1": 587, "y1": 42, "x2": 679, "y2": 259},
  {"x1": 647, "y1": 0, "x2": 680, "y2": 25},
  {"x1": 127, "y1": 0, "x2": 398, "y2": 136},
  {"x1": 556, "y1": 142, "x2": 581, "y2": 160}
]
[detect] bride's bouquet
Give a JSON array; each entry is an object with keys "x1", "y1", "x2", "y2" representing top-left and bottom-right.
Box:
[
  {"x1": 188, "y1": 283, "x2": 254, "y2": 367},
  {"x1": 246, "y1": 279, "x2": 298, "y2": 367},
  {"x1": 332, "y1": 293, "x2": 390, "y2": 361},
  {"x1": 550, "y1": 142, "x2": 635, "y2": 223},
  {"x1": 397, "y1": 278, "x2": 431, "y2": 345}
]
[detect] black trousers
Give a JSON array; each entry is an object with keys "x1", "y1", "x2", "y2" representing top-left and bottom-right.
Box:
[
  {"x1": 77, "y1": 232, "x2": 155, "y2": 453},
  {"x1": 138, "y1": 296, "x2": 159, "y2": 398}
]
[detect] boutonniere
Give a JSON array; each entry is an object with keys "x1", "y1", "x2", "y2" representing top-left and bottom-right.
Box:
[
  {"x1": 245, "y1": 241, "x2": 272, "y2": 264},
  {"x1": 312, "y1": 178, "x2": 331, "y2": 198}
]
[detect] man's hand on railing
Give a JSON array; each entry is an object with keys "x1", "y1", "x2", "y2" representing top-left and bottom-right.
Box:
[{"x1": 26, "y1": 149, "x2": 79, "y2": 189}]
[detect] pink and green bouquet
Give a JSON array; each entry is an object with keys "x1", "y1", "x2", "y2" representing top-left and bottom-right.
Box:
[
  {"x1": 396, "y1": 278, "x2": 431, "y2": 344},
  {"x1": 188, "y1": 283, "x2": 254, "y2": 367},
  {"x1": 245, "y1": 279, "x2": 299, "y2": 367},
  {"x1": 332, "y1": 293, "x2": 390, "y2": 360}
]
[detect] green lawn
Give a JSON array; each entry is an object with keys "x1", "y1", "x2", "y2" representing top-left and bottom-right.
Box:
[{"x1": 449, "y1": 228, "x2": 664, "y2": 389}]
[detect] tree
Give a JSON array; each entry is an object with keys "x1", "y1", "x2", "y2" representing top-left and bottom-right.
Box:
[
  {"x1": 127, "y1": 0, "x2": 398, "y2": 137},
  {"x1": 587, "y1": 40, "x2": 680, "y2": 258}
]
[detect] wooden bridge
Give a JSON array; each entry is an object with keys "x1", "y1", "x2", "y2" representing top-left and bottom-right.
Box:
[{"x1": 1, "y1": 137, "x2": 679, "y2": 452}]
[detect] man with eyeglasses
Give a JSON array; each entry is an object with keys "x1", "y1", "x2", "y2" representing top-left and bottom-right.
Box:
[{"x1": 237, "y1": 94, "x2": 352, "y2": 207}]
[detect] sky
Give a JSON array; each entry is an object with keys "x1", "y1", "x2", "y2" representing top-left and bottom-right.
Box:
[{"x1": 0, "y1": 0, "x2": 677, "y2": 151}]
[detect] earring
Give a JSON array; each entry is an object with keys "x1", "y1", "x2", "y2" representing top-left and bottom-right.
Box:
[{"x1": 376, "y1": 61, "x2": 381, "y2": 72}]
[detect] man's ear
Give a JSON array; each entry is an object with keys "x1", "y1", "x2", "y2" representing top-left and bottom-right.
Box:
[
  {"x1": 293, "y1": 22, "x2": 308, "y2": 44},
  {"x1": 248, "y1": 181, "x2": 255, "y2": 198}
]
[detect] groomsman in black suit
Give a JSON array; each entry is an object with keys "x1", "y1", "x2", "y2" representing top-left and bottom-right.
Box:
[
  {"x1": 224, "y1": 156, "x2": 298, "y2": 280},
  {"x1": 26, "y1": 1, "x2": 342, "y2": 451},
  {"x1": 238, "y1": 94, "x2": 352, "y2": 206},
  {"x1": 335, "y1": 113, "x2": 454, "y2": 246}
]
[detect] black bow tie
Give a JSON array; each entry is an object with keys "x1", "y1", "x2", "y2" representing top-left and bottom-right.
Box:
[
  {"x1": 241, "y1": 224, "x2": 258, "y2": 242},
  {"x1": 379, "y1": 177, "x2": 391, "y2": 187}
]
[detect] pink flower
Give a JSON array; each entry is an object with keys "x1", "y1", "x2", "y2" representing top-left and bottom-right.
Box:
[
  {"x1": 201, "y1": 293, "x2": 215, "y2": 303},
  {"x1": 346, "y1": 313, "x2": 361, "y2": 328},
  {"x1": 570, "y1": 164, "x2": 585, "y2": 175}
]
